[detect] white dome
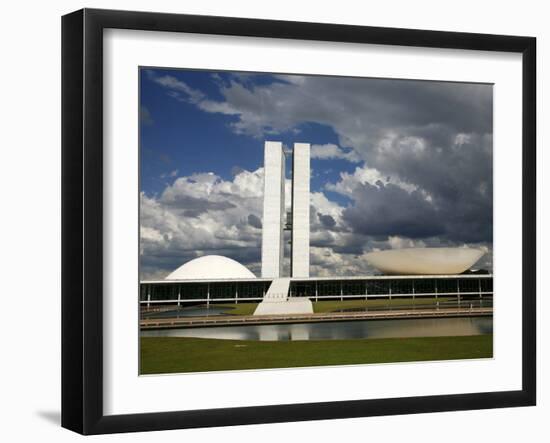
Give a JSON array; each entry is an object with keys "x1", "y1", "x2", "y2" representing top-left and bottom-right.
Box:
[
  {"x1": 365, "y1": 247, "x2": 485, "y2": 275},
  {"x1": 165, "y1": 255, "x2": 256, "y2": 280}
]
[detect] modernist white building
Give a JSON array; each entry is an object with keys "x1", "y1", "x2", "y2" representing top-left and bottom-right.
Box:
[
  {"x1": 291, "y1": 143, "x2": 311, "y2": 278},
  {"x1": 166, "y1": 255, "x2": 256, "y2": 280},
  {"x1": 140, "y1": 140, "x2": 490, "y2": 315},
  {"x1": 260, "y1": 141, "x2": 287, "y2": 278},
  {"x1": 365, "y1": 248, "x2": 486, "y2": 275},
  {"x1": 261, "y1": 141, "x2": 310, "y2": 279}
]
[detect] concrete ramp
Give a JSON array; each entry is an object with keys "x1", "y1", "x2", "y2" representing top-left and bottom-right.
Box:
[
  {"x1": 254, "y1": 278, "x2": 313, "y2": 316},
  {"x1": 262, "y1": 278, "x2": 291, "y2": 301}
]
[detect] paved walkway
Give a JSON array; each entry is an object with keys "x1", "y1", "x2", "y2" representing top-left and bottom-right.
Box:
[{"x1": 140, "y1": 306, "x2": 493, "y2": 330}]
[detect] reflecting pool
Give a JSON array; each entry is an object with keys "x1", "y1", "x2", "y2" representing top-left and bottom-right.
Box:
[{"x1": 141, "y1": 316, "x2": 493, "y2": 341}]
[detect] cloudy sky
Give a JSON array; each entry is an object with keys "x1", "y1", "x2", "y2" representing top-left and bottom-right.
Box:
[{"x1": 139, "y1": 68, "x2": 493, "y2": 280}]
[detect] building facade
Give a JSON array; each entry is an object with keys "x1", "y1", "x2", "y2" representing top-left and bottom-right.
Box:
[
  {"x1": 260, "y1": 141, "x2": 286, "y2": 278},
  {"x1": 291, "y1": 143, "x2": 310, "y2": 277},
  {"x1": 140, "y1": 274, "x2": 493, "y2": 306},
  {"x1": 261, "y1": 141, "x2": 311, "y2": 278}
]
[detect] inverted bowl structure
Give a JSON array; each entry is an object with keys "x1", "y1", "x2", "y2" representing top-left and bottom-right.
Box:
[
  {"x1": 365, "y1": 247, "x2": 485, "y2": 275},
  {"x1": 165, "y1": 255, "x2": 256, "y2": 280}
]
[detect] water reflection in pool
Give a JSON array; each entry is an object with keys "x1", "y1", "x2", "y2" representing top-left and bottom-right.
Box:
[{"x1": 141, "y1": 316, "x2": 493, "y2": 341}]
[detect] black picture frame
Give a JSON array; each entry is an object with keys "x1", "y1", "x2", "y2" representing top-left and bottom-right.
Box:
[{"x1": 61, "y1": 8, "x2": 536, "y2": 435}]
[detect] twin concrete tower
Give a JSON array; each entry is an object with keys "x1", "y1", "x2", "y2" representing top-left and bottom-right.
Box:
[{"x1": 261, "y1": 141, "x2": 310, "y2": 278}]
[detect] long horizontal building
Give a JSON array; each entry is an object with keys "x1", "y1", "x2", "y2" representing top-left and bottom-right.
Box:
[{"x1": 140, "y1": 274, "x2": 493, "y2": 306}]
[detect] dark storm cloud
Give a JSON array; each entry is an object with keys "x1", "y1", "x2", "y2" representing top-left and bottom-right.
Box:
[
  {"x1": 162, "y1": 194, "x2": 236, "y2": 217},
  {"x1": 317, "y1": 212, "x2": 336, "y2": 229},
  {"x1": 192, "y1": 74, "x2": 493, "y2": 246},
  {"x1": 194, "y1": 75, "x2": 492, "y2": 142},
  {"x1": 140, "y1": 250, "x2": 198, "y2": 280},
  {"x1": 248, "y1": 213, "x2": 262, "y2": 229},
  {"x1": 330, "y1": 238, "x2": 365, "y2": 255},
  {"x1": 352, "y1": 79, "x2": 493, "y2": 133},
  {"x1": 366, "y1": 133, "x2": 493, "y2": 243},
  {"x1": 343, "y1": 181, "x2": 445, "y2": 238}
]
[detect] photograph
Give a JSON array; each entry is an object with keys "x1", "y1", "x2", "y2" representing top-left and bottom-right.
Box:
[{"x1": 138, "y1": 67, "x2": 494, "y2": 375}]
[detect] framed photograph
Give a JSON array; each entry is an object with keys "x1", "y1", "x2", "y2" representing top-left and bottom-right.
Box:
[{"x1": 62, "y1": 8, "x2": 536, "y2": 435}]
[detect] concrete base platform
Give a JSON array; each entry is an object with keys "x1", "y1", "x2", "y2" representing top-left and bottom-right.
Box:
[
  {"x1": 253, "y1": 277, "x2": 314, "y2": 315},
  {"x1": 253, "y1": 298, "x2": 314, "y2": 316}
]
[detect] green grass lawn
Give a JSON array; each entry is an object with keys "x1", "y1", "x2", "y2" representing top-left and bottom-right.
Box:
[
  {"x1": 312, "y1": 297, "x2": 452, "y2": 313},
  {"x1": 140, "y1": 334, "x2": 493, "y2": 374},
  {"x1": 213, "y1": 303, "x2": 259, "y2": 315}
]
